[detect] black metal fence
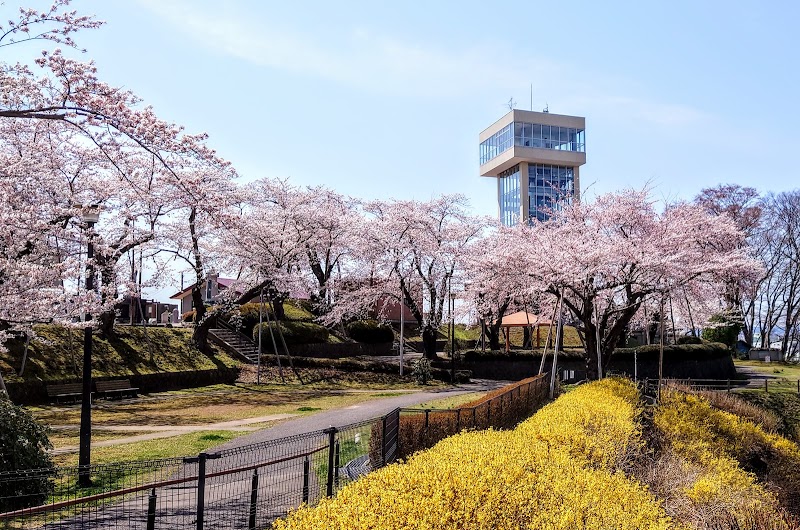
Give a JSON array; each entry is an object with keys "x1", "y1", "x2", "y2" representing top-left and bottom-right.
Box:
[
  {"x1": 0, "y1": 414, "x2": 396, "y2": 529},
  {"x1": 642, "y1": 377, "x2": 800, "y2": 395},
  {"x1": 0, "y1": 376, "x2": 550, "y2": 529}
]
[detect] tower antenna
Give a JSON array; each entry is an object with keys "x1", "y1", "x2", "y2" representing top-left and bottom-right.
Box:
[{"x1": 506, "y1": 97, "x2": 516, "y2": 111}]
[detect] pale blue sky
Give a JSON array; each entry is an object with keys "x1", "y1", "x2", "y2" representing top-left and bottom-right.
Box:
[
  {"x1": 59, "y1": 0, "x2": 798, "y2": 215},
  {"x1": 10, "y1": 1, "x2": 800, "y2": 298}
]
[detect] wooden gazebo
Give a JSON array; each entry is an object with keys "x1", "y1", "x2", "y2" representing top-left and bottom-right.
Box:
[{"x1": 495, "y1": 311, "x2": 554, "y2": 352}]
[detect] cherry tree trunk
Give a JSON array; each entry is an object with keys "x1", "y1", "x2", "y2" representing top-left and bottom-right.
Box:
[
  {"x1": 421, "y1": 326, "x2": 439, "y2": 359},
  {"x1": 487, "y1": 321, "x2": 503, "y2": 351},
  {"x1": 193, "y1": 312, "x2": 218, "y2": 353},
  {"x1": 584, "y1": 331, "x2": 601, "y2": 381},
  {"x1": 98, "y1": 310, "x2": 116, "y2": 338},
  {"x1": 191, "y1": 286, "x2": 210, "y2": 351}
]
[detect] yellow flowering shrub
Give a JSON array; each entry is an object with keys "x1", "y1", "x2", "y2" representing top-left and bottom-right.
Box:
[
  {"x1": 655, "y1": 390, "x2": 800, "y2": 520},
  {"x1": 274, "y1": 379, "x2": 676, "y2": 530}
]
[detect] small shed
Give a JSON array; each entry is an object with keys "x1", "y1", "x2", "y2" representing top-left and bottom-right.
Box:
[{"x1": 495, "y1": 311, "x2": 554, "y2": 353}]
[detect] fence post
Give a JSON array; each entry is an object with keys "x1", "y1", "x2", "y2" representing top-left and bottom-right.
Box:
[
  {"x1": 765, "y1": 379, "x2": 769, "y2": 393},
  {"x1": 486, "y1": 399, "x2": 491, "y2": 427},
  {"x1": 248, "y1": 469, "x2": 259, "y2": 530},
  {"x1": 727, "y1": 379, "x2": 731, "y2": 392},
  {"x1": 302, "y1": 457, "x2": 310, "y2": 503},
  {"x1": 334, "y1": 441, "x2": 340, "y2": 489},
  {"x1": 472, "y1": 406, "x2": 477, "y2": 428},
  {"x1": 456, "y1": 409, "x2": 461, "y2": 431},
  {"x1": 424, "y1": 409, "x2": 430, "y2": 429},
  {"x1": 797, "y1": 379, "x2": 799, "y2": 395},
  {"x1": 196, "y1": 453, "x2": 208, "y2": 530},
  {"x1": 192, "y1": 452, "x2": 220, "y2": 530},
  {"x1": 324, "y1": 427, "x2": 337, "y2": 497},
  {"x1": 146, "y1": 488, "x2": 157, "y2": 530}
]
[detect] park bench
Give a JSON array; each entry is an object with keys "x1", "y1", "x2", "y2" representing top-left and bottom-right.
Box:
[
  {"x1": 46, "y1": 383, "x2": 86, "y2": 404},
  {"x1": 95, "y1": 379, "x2": 139, "y2": 400}
]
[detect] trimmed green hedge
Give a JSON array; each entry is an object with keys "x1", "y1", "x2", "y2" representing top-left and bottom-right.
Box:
[
  {"x1": 677, "y1": 335, "x2": 703, "y2": 345},
  {"x1": 612, "y1": 342, "x2": 731, "y2": 361},
  {"x1": 461, "y1": 348, "x2": 585, "y2": 363},
  {"x1": 346, "y1": 320, "x2": 394, "y2": 344},
  {"x1": 253, "y1": 321, "x2": 329, "y2": 345}
]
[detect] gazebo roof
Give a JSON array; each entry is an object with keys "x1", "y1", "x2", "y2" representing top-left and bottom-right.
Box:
[{"x1": 497, "y1": 311, "x2": 553, "y2": 327}]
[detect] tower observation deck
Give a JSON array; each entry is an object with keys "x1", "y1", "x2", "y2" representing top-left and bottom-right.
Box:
[{"x1": 479, "y1": 109, "x2": 586, "y2": 225}]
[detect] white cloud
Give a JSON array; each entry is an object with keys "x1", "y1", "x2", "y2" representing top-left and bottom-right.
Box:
[
  {"x1": 137, "y1": 0, "x2": 708, "y2": 128},
  {"x1": 135, "y1": 0, "x2": 561, "y2": 98}
]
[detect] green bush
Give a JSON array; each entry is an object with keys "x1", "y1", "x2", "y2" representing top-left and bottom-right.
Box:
[
  {"x1": 701, "y1": 312, "x2": 741, "y2": 349},
  {"x1": 677, "y1": 335, "x2": 703, "y2": 345},
  {"x1": 233, "y1": 302, "x2": 315, "y2": 335},
  {"x1": 253, "y1": 321, "x2": 330, "y2": 345},
  {"x1": 0, "y1": 396, "x2": 54, "y2": 511},
  {"x1": 346, "y1": 320, "x2": 394, "y2": 344}
]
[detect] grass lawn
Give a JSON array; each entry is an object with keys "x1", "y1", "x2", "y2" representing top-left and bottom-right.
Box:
[
  {"x1": 734, "y1": 359, "x2": 800, "y2": 393},
  {"x1": 51, "y1": 431, "x2": 241, "y2": 467},
  {"x1": 735, "y1": 359, "x2": 800, "y2": 379},
  {"x1": 404, "y1": 392, "x2": 484, "y2": 410}
]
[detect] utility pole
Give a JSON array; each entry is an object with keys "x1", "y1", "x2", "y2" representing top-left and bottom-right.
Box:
[
  {"x1": 399, "y1": 287, "x2": 404, "y2": 377},
  {"x1": 657, "y1": 295, "x2": 666, "y2": 403}
]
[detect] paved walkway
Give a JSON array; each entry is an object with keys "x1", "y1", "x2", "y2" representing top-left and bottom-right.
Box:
[{"x1": 211, "y1": 378, "x2": 509, "y2": 452}]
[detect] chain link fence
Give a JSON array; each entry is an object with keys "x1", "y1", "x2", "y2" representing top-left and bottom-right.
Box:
[
  {"x1": 0, "y1": 374, "x2": 550, "y2": 529},
  {"x1": 0, "y1": 416, "x2": 391, "y2": 530}
]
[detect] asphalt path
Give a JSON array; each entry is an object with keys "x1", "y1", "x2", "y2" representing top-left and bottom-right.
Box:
[{"x1": 211, "y1": 379, "x2": 510, "y2": 452}]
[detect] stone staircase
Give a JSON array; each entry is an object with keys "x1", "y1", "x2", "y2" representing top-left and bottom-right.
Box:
[{"x1": 209, "y1": 327, "x2": 260, "y2": 364}]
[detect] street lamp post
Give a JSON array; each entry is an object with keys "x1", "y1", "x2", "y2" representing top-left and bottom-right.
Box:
[
  {"x1": 257, "y1": 287, "x2": 264, "y2": 385},
  {"x1": 79, "y1": 208, "x2": 99, "y2": 487}
]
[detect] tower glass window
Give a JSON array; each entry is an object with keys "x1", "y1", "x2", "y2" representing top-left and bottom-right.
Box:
[
  {"x1": 481, "y1": 121, "x2": 585, "y2": 164},
  {"x1": 528, "y1": 164, "x2": 574, "y2": 222},
  {"x1": 498, "y1": 164, "x2": 521, "y2": 226}
]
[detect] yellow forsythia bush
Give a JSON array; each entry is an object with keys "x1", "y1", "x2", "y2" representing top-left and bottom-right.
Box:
[
  {"x1": 274, "y1": 379, "x2": 675, "y2": 530},
  {"x1": 655, "y1": 389, "x2": 800, "y2": 518}
]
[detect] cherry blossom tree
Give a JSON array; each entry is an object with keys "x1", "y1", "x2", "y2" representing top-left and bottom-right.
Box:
[
  {"x1": 462, "y1": 224, "x2": 539, "y2": 350},
  {"x1": 694, "y1": 184, "x2": 763, "y2": 343},
  {"x1": 512, "y1": 189, "x2": 760, "y2": 379},
  {"x1": 326, "y1": 195, "x2": 487, "y2": 359},
  {"x1": 147, "y1": 164, "x2": 238, "y2": 350},
  {"x1": 294, "y1": 186, "x2": 361, "y2": 314},
  {"x1": 0, "y1": 1, "x2": 234, "y2": 376}
]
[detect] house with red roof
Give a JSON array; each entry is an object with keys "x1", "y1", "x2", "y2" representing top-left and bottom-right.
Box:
[{"x1": 169, "y1": 272, "x2": 237, "y2": 315}]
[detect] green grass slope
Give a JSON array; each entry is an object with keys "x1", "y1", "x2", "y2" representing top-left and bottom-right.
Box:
[{"x1": 0, "y1": 325, "x2": 237, "y2": 383}]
